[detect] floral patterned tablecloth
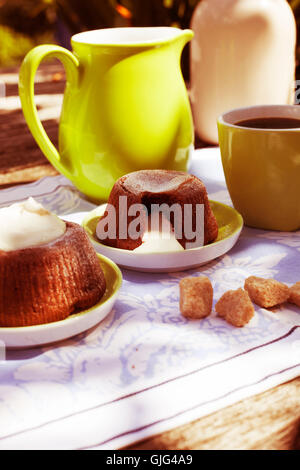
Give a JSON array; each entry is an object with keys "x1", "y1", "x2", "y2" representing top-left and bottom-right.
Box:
[{"x1": 0, "y1": 148, "x2": 299, "y2": 450}]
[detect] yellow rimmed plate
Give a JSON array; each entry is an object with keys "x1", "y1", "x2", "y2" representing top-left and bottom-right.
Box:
[
  {"x1": 78, "y1": 201, "x2": 243, "y2": 273},
  {"x1": 0, "y1": 254, "x2": 122, "y2": 349}
]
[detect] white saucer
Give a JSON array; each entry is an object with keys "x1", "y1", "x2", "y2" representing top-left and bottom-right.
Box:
[
  {"x1": 78, "y1": 202, "x2": 243, "y2": 273},
  {"x1": 0, "y1": 254, "x2": 122, "y2": 349}
]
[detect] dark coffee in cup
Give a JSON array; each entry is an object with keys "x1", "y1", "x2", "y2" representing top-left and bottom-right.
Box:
[{"x1": 235, "y1": 117, "x2": 300, "y2": 129}]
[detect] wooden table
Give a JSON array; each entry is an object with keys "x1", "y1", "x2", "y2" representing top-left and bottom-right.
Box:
[{"x1": 1, "y1": 62, "x2": 299, "y2": 450}]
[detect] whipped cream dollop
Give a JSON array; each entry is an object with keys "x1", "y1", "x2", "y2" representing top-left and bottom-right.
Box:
[
  {"x1": 0, "y1": 198, "x2": 66, "y2": 251},
  {"x1": 133, "y1": 213, "x2": 184, "y2": 253}
]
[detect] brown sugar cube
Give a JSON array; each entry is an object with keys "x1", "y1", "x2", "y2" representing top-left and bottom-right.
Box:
[
  {"x1": 179, "y1": 276, "x2": 213, "y2": 319},
  {"x1": 288, "y1": 282, "x2": 300, "y2": 307},
  {"x1": 215, "y1": 288, "x2": 255, "y2": 327},
  {"x1": 244, "y1": 276, "x2": 289, "y2": 308}
]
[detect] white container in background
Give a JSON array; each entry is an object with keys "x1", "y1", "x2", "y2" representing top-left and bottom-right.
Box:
[{"x1": 190, "y1": 0, "x2": 297, "y2": 144}]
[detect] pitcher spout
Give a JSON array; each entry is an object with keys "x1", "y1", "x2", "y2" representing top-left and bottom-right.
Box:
[
  {"x1": 176, "y1": 29, "x2": 194, "y2": 46},
  {"x1": 171, "y1": 29, "x2": 194, "y2": 55}
]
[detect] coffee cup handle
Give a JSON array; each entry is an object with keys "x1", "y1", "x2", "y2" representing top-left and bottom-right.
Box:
[{"x1": 19, "y1": 45, "x2": 79, "y2": 180}]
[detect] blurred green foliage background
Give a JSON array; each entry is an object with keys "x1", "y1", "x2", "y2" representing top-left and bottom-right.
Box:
[
  {"x1": 0, "y1": 0, "x2": 299, "y2": 76},
  {"x1": 0, "y1": 0, "x2": 199, "y2": 67}
]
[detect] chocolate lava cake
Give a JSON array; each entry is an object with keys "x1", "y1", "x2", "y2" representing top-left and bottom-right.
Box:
[
  {"x1": 0, "y1": 222, "x2": 106, "y2": 327},
  {"x1": 97, "y1": 170, "x2": 218, "y2": 250}
]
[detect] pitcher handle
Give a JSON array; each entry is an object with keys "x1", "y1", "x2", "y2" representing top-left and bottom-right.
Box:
[{"x1": 19, "y1": 45, "x2": 79, "y2": 180}]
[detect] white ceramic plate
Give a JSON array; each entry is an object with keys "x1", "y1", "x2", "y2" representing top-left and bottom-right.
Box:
[
  {"x1": 0, "y1": 254, "x2": 122, "y2": 349},
  {"x1": 78, "y1": 202, "x2": 243, "y2": 273}
]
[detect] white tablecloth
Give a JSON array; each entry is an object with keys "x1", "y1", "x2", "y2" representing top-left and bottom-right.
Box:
[{"x1": 0, "y1": 148, "x2": 299, "y2": 449}]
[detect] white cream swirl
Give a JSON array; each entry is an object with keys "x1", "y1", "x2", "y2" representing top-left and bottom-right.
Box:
[{"x1": 0, "y1": 198, "x2": 66, "y2": 251}]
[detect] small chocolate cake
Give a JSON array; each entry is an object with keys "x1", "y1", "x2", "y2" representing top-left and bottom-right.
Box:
[
  {"x1": 0, "y1": 222, "x2": 106, "y2": 327},
  {"x1": 97, "y1": 170, "x2": 218, "y2": 250}
]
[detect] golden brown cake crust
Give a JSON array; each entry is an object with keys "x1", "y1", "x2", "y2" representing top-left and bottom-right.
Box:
[
  {"x1": 0, "y1": 222, "x2": 106, "y2": 327},
  {"x1": 99, "y1": 170, "x2": 218, "y2": 250}
]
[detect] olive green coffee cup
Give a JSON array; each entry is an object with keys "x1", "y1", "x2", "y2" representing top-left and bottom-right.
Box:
[{"x1": 218, "y1": 105, "x2": 300, "y2": 231}]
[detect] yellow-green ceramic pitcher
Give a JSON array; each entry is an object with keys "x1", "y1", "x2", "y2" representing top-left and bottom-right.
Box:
[{"x1": 19, "y1": 27, "x2": 194, "y2": 202}]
